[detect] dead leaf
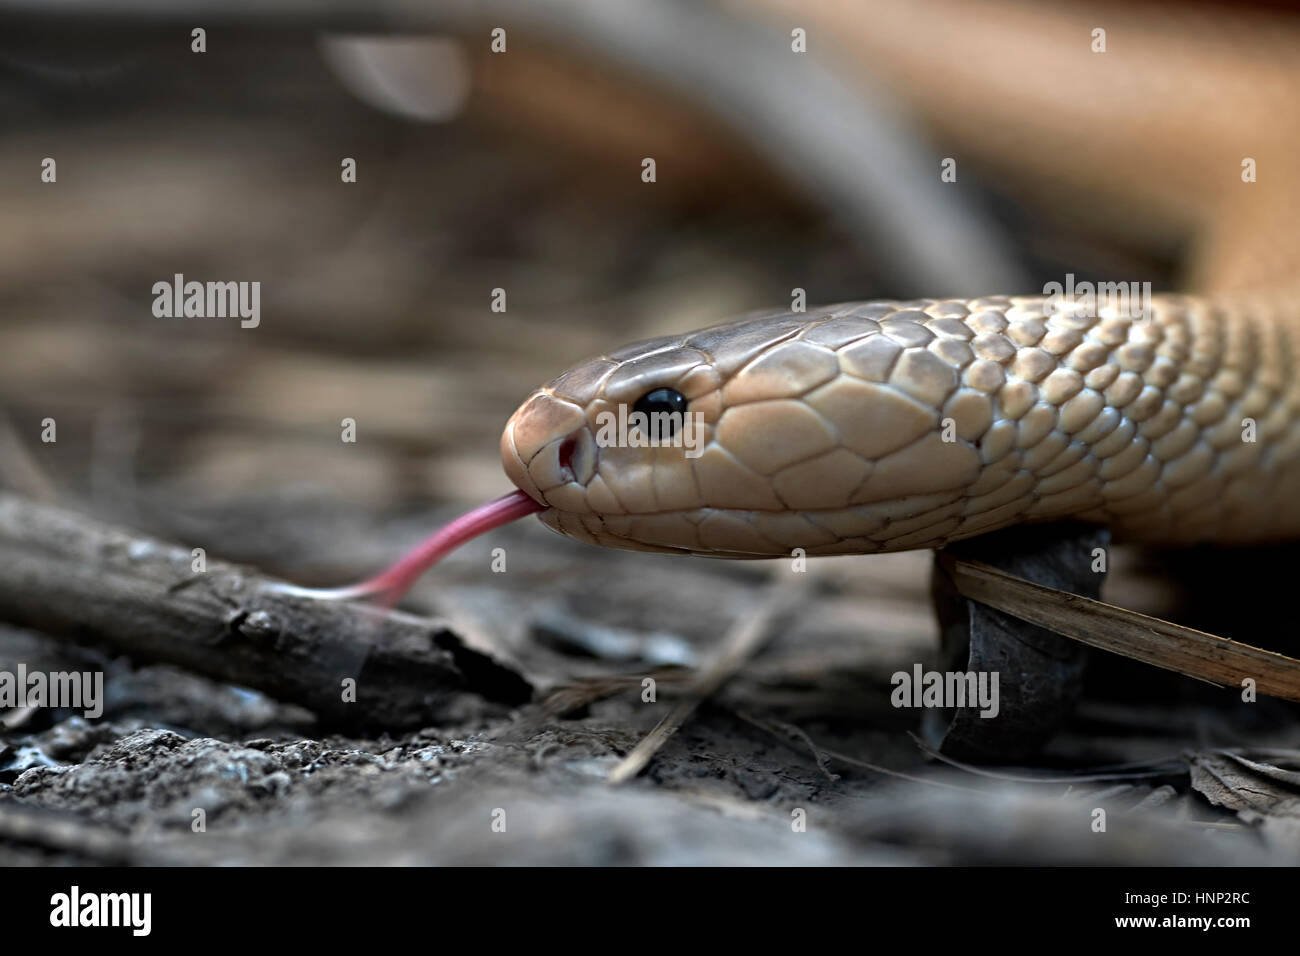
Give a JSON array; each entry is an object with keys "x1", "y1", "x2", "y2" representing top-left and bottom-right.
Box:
[{"x1": 1188, "y1": 750, "x2": 1300, "y2": 817}]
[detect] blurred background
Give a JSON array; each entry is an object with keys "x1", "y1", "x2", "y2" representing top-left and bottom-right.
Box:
[
  {"x1": 1, "y1": 0, "x2": 1298, "y2": 866},
  {"x1": 0, "y1": 0, "x2": 1168, "y2": 549}
]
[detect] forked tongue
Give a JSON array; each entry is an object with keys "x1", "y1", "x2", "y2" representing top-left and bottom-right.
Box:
[{"x1": 267, "y1": 490, "x2": 544, "y2": 605}]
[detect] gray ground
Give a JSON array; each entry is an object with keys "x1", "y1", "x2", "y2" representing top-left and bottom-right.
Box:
[{"x1": 5, "y1": 510, "x2": 1300, "y2": 865}]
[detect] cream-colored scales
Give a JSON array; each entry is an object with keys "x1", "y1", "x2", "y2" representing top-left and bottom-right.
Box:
[{"x1": 500, "y1": 296, "x2": 1300, "y2": 558}]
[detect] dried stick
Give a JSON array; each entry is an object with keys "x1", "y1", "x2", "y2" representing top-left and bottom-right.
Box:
[
  {"x1": 941, "y1": 553, "x2": 1300, "y2": 703},
  {"x1": 0, "y1": 494, "x2": 531, "y2": 729}
]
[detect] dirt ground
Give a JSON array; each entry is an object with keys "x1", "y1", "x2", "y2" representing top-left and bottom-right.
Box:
[
  {"x1": 3, "y1": 23, "x2": 1300, "y2": 866},
  {"x1": 7, "y1": 504, "x2": 1300, "y2": 865}
]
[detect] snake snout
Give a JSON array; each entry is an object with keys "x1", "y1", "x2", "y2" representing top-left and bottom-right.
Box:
[{"x1": 501, "y1": 390, "x2": 597, "y2": 508}]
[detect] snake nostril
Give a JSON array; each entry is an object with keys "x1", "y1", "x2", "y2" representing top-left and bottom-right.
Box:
[
  {"x1": 556, "y1": 431, "x2": 596, "y2": 485},
  {"x1": 558, "y1": 437, "x2": 577, "y2": 479}
]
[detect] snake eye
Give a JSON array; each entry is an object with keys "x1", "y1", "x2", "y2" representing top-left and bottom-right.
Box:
[{"x1": 632, "y1": 387, "x2": 688, "y2": 437}]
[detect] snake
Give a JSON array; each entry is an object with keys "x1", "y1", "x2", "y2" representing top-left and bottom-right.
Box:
[
  {"x1": 287, "y1": 0, "x2": 1300, "y2": 601},
  {"x1": 499, "y1": 290, "x2": 1300, "y2": 558}
]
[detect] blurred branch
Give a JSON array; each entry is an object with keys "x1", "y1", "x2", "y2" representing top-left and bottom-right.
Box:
[{"x1": 1, "y1": 0, "x2": 1027, "y2": 295}]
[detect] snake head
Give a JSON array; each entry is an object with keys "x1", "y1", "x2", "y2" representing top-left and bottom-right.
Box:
[
  {"x1": 502, "y1": 303, "x2": 1003, "y2": 557},
  {"x1": 501, "y1": 319, "x2": 727, "y2": 555}
]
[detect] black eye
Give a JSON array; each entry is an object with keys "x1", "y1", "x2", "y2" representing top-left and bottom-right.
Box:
[{"x1": 632, "y1": 387, "x2": 688, "y2": 437}]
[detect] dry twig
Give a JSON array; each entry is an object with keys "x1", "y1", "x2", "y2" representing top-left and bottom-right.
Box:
[
  {"x1": 607, "y1": 571, "x2": 809, "y2": 784},
  {"x1": 942, "y1": 553, "x2": 1300, "y2": 703},
  {"x1": 0, "y1": 494, "x2": 531, "y2": 729}
]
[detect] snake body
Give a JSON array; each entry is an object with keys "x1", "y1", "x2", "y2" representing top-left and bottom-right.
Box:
[{"x1": 501, "y1": 293, "x2": 1300, "y2": 557}]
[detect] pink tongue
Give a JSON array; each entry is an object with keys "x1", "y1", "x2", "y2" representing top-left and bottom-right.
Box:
[{"x1": 287, "y1": 490, "x2": 544, "y2": 604}]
